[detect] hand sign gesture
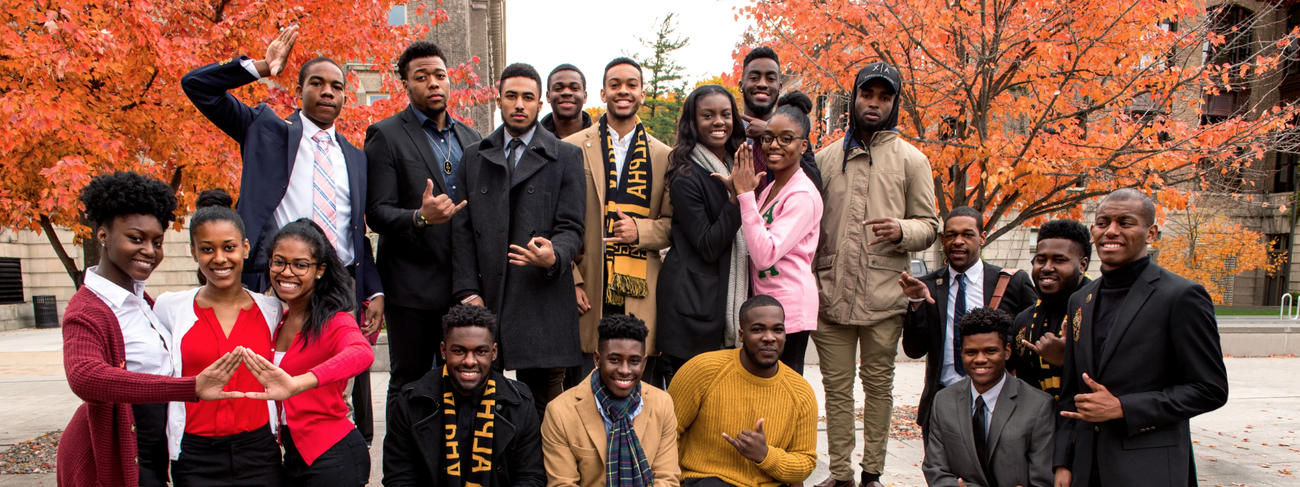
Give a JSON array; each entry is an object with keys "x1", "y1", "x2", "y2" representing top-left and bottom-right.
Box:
[
  {"x1": 509, "y1": 237, "x2": 557, "y2": 268},
  {"x1": 603, "y1": 208, "x2": 639, "y2": 244},
  {"x1": 898, "y1": 272, "x2": 934, "y2": 303},
  {"x1": 240, "y1": 348, "x2": 317, "y2": 401},
  {"x1": 722, "y1": 418, "x2": 770, "y2": 463},
  {"x1": 263, "y1": 24, "x2": 299, "y2": 77},
  {"x1": 420, "y1": 179, "x2": 468, "y2": 225},
  {"x1": 1022, "y1": 332, "x2": 1066, "y2": 367},
  {"x1": 195, "y1": 348, "x2": 248, "y2": 401},
  {"x1": 731, "y1": 144, "x2": 764, "y2": 196},
  {"x1": 1060, "y1": 373, "x2": 1124, "y2": 422}
]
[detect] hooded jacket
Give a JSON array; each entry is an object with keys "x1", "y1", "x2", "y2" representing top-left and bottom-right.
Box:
[{"x1": 813, "y1": 62, "x2": 939, "y2": 326}]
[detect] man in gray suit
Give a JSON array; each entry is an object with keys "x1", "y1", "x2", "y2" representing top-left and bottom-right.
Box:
[{"x1": 923, "y1": 308, "x2": 1055, "y2": 487}]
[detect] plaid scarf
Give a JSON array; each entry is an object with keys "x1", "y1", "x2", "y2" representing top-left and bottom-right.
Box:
[
  {"x1": 599, "y1": 115, "x2": 652, "y2": 306},
  {"x1": 591, "y1": 370, "x2": 654, "y2": 487},
  {"x1": 441, "y1": 366, "x2": 495, "y2": 487}
]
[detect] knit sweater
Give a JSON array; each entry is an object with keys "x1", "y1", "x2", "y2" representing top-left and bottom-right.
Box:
[{"x1": 667, "y1": 349, "x2": 818, "y2": 487}]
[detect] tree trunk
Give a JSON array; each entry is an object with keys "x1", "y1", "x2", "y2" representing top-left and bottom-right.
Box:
[{"x1": 38, "y1": 214, "x2": 85, "y2": 289}]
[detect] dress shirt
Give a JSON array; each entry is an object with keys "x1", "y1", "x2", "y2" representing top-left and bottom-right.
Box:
[
  {"x1": 242, "y1": 59, "x2": 354, "y2": 266},
  {"x1": 593, "y1": 390, "x2": 644, "y2": 432},
  {"x1": 504, "y1": 125, "x2": 538, "y2": 167},
  {"x1": 411, "y1": 106, "x2": 464, "y2": 200},
  {"x1": 942, "y1": 260, "x2": 985, "y2": 386},
  {"x1": 82, "y1": 266, "x2": 173, "y2": 376},
  {"x1": 607, "y1": 124, "x2": 636, "y2": 183},
  {"x1": 969, "y1": 372, "x2": 1007, "y2": 433}
]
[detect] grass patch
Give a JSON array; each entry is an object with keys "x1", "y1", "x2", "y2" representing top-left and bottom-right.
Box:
[{"x1": 1216, "y1": 307, "x2": 1284, "y2": 316}]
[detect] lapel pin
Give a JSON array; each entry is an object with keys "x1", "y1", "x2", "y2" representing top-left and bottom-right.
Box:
[
  {"x1": 1085, "y1": 294, "x2": 1092, "y2": 303},
  {"x1": 936, "y1": 278, "x2": 944, "y2": 285}
]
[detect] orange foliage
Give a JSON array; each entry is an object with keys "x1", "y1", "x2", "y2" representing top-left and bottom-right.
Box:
[
  {"x1": 694, "y1": 73, "x2": 743, "y2": 109},
  {"x1": 1155, "y1": 204, "x2": 1282, "y2": 304}
]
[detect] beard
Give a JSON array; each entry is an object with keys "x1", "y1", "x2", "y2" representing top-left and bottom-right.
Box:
[
  {"x1": 856, "y1": 112, "x2": 890, "y2": 133},
  {"x1": 745, "y1": 96, "x2": 776, "y2": 118},
  {"x1": 743, "y1": 344, "x2": 781, "y2": 370}
]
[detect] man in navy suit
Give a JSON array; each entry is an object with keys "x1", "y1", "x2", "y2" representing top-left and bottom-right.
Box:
[{"x1": 181, "y1": 25, "x2": 383, "y2": 441}]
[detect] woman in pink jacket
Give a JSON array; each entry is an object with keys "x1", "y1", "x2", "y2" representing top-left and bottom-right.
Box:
[{"x1": 729, "y1": 92, "x2": 824, "y2": 374}]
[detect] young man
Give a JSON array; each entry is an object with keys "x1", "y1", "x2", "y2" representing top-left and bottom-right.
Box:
[
  {"x1": 182, "y1": 25, "x2": 382, "y2": 440},
  {"x1": 900, "y1": 206, "x2": 1037, "y2": 438},
  {"x1": 451, "y1": 62, "x2": 586, "y2": 417},
  {"x1": 563, "y1": 57, "x2": 673, "y2": 384},
  {"x1": 922, "y1": 308, "x2": 1055, "y2": 487},
  {"x1": 541, "y1": 314, "x2": 681, "y2": 487},
  {"x1": 365, "y1": 40, "x2": 484, "y2": 402},
  {"x1": 812, "y1": 61, "x2": 939, "y2": 487},
  {"x1": 1054, "y1": 189, "x2": 1228, "y2": 487},
  {"x1": 668, "y1": 295, "x2": 817, "y2": 487},
  {"x1": 540, "y1": 64, "x2": 593, "y2": 139},
  {"x1": 382, "y1": 305, "x2": 546, "y2": 487},
  {"x1": 737, "y1": 46, "x2": 822, "y2": 192},
  {"x1": 1013, "y1": 219, "x2": 1092, "y2": 399}
]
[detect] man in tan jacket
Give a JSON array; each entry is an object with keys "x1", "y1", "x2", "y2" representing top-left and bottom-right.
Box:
[
  {"x1": 542, "y1": 314, "x2": 680, "y2": 487},
  {"x1": 811, "y1": 61, "x2": 939, "y2": 487},
  {"x1": 563, "y1": 57, "x2": 672, "y2": 386}
]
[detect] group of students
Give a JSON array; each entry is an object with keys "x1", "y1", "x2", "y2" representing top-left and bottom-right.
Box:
[{"x1": 53, "y1": 23, "x2": 1232, "y2": 487}]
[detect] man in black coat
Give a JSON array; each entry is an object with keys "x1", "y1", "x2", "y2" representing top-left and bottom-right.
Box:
[
  {"x1": 451, "y1": 63, "x2": 585, "y2": 417},
  {"x1": 383, "y1": 305, "x2": 545, "y2": 487},
  {"x1": 1054, "y1": 189, "x2": 1228, "y2": 487},
  {"x1": 1013, "y1": 219, "x2": 1093, "y2": 401},
  {"x1": 365, "y1": 41, "x2": 483, "y2": 401},
  {"x1": 899, "y1": 206, "x2": 1036, "y2": 437}
]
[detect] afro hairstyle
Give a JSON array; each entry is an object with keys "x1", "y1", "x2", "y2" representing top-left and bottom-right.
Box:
[{"x1": 80, "y1": 171, "x2": 177, "y2": 230}]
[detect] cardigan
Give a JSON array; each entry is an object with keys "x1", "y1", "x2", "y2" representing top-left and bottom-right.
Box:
[
  {"x1": 58, "y1": 286, "x2": 199, "y2": 487},
  {"x1": 277, "y1": 311, "x2": 374, "y2": 465},
  {"x1": 738, "y1": 169, "x2": 823, "y2": 333}
]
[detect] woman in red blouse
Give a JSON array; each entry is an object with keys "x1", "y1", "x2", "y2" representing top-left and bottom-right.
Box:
[
  {"x1": 153, "y1": 189, "x2": 283, "y2": 486},
  {"x1": 242, "y1": 218, "x2": 375, "y2": 487}
]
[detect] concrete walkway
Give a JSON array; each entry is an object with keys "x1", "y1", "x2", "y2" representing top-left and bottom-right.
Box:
[{"x1": 1, "y1": 328, "x2": 1297, "y2": 486}]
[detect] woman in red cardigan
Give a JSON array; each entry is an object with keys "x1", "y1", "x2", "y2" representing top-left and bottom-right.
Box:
[
  {"x1": 242, "y1": 218, "x2": 375, "y2": 487},
  {"x1": 58, "y1": 171, "x2": 245, "y2": 487}
]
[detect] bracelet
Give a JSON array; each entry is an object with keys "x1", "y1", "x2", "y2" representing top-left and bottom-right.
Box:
[
  {"x1": 414, "y1": 210, "x2": 432, "y2": 229},
  {"x1": 460, "y1": 294, "x2": 480, "y2": 305}
]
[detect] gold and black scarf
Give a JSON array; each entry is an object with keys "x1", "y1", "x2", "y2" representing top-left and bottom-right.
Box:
[
  {"x1": 441, "y1": 366, "x2": 495, "y2": 487},
  {"x1": 600, "y1": 115, "x2": 652, "y2": 306}
]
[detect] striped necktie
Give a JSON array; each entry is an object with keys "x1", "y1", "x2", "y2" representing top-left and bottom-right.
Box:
[{"x1": 310, "y1": 131, "x2": 340, "y2": 248}]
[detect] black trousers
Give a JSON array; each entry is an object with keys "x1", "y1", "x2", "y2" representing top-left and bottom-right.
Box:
[
  {"x1": 385, "y1": 303, "x2": 446, "y2": 399},
  {"x1": 133, "y1": 403, "x2": 170, "y2": 487},
  {"x1": 779, "y1": 330, "x2": 811, "y2": 375},
  {"x1": 171, "y1": 424, "x2": 281, "y2": 487},
  {"x1": 282, "y1": 427, "x2": 370, "y2": 487}
]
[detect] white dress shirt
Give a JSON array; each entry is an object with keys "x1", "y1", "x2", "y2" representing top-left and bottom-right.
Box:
[
  {"x1": 941, "y1": 259, "x2": 985, "y2": 387},
  {"x1": 970, "y1": 372, "x2": 1007, "y2": 433},
  {"x1": 504, "y1": 125, "x2": 537, "y2": 167},
  {"x1": 607, "y1": 124, "x2": 636, "y2": 183},
  {"x1": 82, "y1": 266, "x2": 173, "y2": 376}
]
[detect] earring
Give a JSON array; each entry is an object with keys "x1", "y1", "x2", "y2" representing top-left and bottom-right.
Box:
[
  {"x1": 316, "y1": 276, "x2": 322, "y2": 280},
  {"x1": 244, "y1": 254, "x2": 249, "y2": 259}
]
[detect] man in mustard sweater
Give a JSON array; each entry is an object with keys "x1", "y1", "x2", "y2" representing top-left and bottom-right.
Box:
[{"x1": 667, "y1": 295, "x2": 818, "y2": 487}]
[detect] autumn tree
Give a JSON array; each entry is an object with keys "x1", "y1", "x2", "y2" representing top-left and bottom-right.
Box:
[
  {"x1": 0, "y1": 0, "x2": 493, "y2": 287},
  {"x1": 741, "y1": 0, "x2": 1300, "y2": 243},
  {"x1": 631, "y1": 13, "x2": 690, "y2": 144},
  {"x1": 694, "y1": 73, "x2": 743, "y2": 110},
  {"x1": 1155, "y1": 199, "x2": 1282, "y2": 304}
]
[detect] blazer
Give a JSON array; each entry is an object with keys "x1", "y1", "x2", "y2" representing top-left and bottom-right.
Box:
[
  {"x1": 365, "y1": 107, "x2": 483, "y2": 309},
  {"x1": 451, "y1": 126, "x2": 586, "y2": 370},
  {"x1": 1055, "y1": 262, "x2": 1228, "y2": 487},
  {"x1": 383, "y1": 370, "x2": 546, "y2": 487},
  {"x1": 541, "y1": 373, "x2": 681, "y2": 487},
  {"x1": 903, "y1": 261, "x2": 1036, "y2": 429},
  {"x1": 563, "y1": 124, "x2": 673, "y2": 355},
  {"x1": 922, "y1": 375, "x2": 1055, "y2": 487},
  {"x1": 656, "y1": 157, "x2": 743, "y2": 361},
  {"x1": 181, "y1": 57, "x2": 381, "y2": 308}
]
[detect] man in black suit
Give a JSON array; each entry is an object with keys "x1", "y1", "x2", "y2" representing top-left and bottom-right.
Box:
[
  {"x1": 182, "y1": 25, "x2": 383, "y2": 440},
  {"x1": 899, "y1": 206, "x2": 1036, "y2": 437},
  {"x1": 1054, "y1": 189, "x2": 1228, "y2": 487},
  {"x1": 451, "y1": 63, "x2": 585, "y2": 417},
  {"x1": 1013, "y1": 219, "x2": 1092, "y2": 400},
  {"x1": 364, "y1": 41, "x2": 483, "y2": 401}
]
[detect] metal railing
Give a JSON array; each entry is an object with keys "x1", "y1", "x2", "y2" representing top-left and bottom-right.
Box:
[{"x1": 1280, "y1": 293, "x2": 1300, "y2": 320}]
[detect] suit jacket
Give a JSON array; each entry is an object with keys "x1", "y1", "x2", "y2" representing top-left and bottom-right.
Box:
[
  {"x1": 922, "y1": 375, "x2": 1055, "y2": 487},
  {"x1": 451, "y1": 126, "x2": 586, "y2": 370},
  {"x1": 181, "y1": 57, "x2": 381, "y2": 307},
  {"x1": 540, "y1": 373, "x2": 681, "y2": 487},
  {"x1": 903, "y1": 261, "x2": 1036, "y2": 429},
  {"x1": 562, "y1": 124, "x2": 673, "y2": 355},
  {"x1": 1054, "y1": 262, "x2": 1228, "y2": 487},
  {"x1": 365, "y1": 106, "x2": 483, "y2": 310}
]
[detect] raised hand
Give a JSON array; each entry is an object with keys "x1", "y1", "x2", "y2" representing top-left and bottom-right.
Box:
[
  {"x1": 740, "y1": 113, "x2": 767, "y2": 139},
  {"x1": 419, "y1": 179, "x2": 467, "y2": 225},
  {"x1": 603, "y1": 208, "x2": 639, "y2": 244},
  {"x1": 263, "y1": 24, "x2": 299, "y2": 77},
  {"x1": 1061, "y1": 373, "x2": 1124, "y2": 422},
  {"x1": 508, "y1": 237, "x2": 557, "y2": 268},
  {"x1": 722, "y1": 418, "x2": 769, "y2": 463},
  {"x1": 195, "y1": 348, "x2": 247, "y2": 401},
  {"x1": 732, "y1": 144, "x2": 764, "y2": 196},
  {"x1": 898, "y1": 272, "x2": 934, "y2": 304},
  {"x1": 240, "y1": 348, "x2": 316, "y2": 401},
  {"x1": 1022, "y1": 332, "x2": 1066, "y2": 367}
]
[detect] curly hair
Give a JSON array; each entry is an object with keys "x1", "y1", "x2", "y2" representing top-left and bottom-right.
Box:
[
  {"x1": 956, "y1": 307, "x2": 1014, "y2": 344},
  {"x1": 397, "y1": 41, "x2": 445, "y2": 80},
  {"x1": 80, "y1": 171, "x2": 177, "y2": 230},
  {"x1": 189, "y1": 188, "x2": 244, "y2": 240},
  {"x1": 1037, "y1": 219, "x2": 1091, "y2": 261},
  {"x1": 269, "y1": 219, "x2": 355, "y2": 348},
  {"x1": 598, "y1": 313, "x2": 648, "y2": 345},
  {"x1": 442, "y1": 304, "x2": 498, "y2": 341}
]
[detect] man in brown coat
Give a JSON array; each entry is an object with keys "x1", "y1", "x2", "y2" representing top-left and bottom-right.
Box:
[{"x1": 563, "y1": 57, "x2": 673, "y2": 385}]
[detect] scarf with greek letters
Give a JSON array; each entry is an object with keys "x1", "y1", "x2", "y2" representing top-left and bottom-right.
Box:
[
  {"x1": 600, "y1": 115, "x2": 652, "y2": 306},
  {"x1": 441, "y1": 366, "x2": 495, "y2": 487}
]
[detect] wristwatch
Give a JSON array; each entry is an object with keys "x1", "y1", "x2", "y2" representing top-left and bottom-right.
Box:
[{"x1": 414, "y1": 209, "x2": 431, "y2": 229}]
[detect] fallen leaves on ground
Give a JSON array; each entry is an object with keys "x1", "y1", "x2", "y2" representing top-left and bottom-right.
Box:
[{"x1": 0, "y1": 430, "x2": 60, "y2": 475}]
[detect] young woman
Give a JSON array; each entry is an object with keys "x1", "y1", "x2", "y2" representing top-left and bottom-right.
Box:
[
  {"x1": 656, "y1": 84, "x2": 749, "y2": 385},
  {"x1": 59, "y1": 172, "x2": 245, "y2": 487},
  {"x1": 152, "y1": 189, "x2": 283, "y2": 486},
  {"x1": 731, "y1": 92, "x2": 824, "y2": 375},
  {"x1": 240, "y1": 218, "x2": 374, "y2": 487}
]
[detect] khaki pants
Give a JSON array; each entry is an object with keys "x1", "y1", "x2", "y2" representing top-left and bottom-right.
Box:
[{"x1": 812, "y1": 314, "x2": 903, "y2": 479}]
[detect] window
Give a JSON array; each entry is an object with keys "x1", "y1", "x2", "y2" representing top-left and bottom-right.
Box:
[
  {"x1": 0, "y1": 257, "x2": 22, "y2": 305},
  {"x1": 366, "y1": 93, "x2": 391, "y2": 105},
  {"x1": 1275, "y1": 152, "x2": 1298, "y2": 193},
  {"x1": 1204, "y1": 6, "x2": 1254, "y2": 68},
  {"x1": 388, "y1": 4, "x2": 406, "y2": 26}
]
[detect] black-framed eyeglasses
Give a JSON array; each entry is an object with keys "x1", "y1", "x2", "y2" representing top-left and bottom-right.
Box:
[
  {"x1": 760, "y1": 134, "x2": 805, "y2": 147},
  {"x1": 269, "y1": 258, "x2": 321, "y2": 276}
]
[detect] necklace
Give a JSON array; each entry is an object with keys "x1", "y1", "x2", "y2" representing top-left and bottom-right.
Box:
[{"x1": 422, "y1": 125, "x2": 453, "y2": 174}]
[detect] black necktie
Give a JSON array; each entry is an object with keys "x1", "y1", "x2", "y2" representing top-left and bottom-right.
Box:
[
  {"x1": 506, "y1": 138, "x2": 524, "y2": 167},
  {"x1": 973, "y1": 396, "x2": 989, "y2": 469},
  {"x1": 953, "y1": 274, "x2": 968, "y2": 377}
]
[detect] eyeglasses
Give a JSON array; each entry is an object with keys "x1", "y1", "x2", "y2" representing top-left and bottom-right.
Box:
[
  {"x1": 269, "y1": 258, "x2": 321, "y2": 276},
  {"x1": 760, "y1": 134, "x2": 805, "y2": 147}
]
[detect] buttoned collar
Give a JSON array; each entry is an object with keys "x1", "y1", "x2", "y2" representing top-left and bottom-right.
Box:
[
  {"x1": 948, "y1": 258, "x2": 984, "y2": 286},
  {"x1": 82, "y1": 265, "x2": 145, "y2": 309}
]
